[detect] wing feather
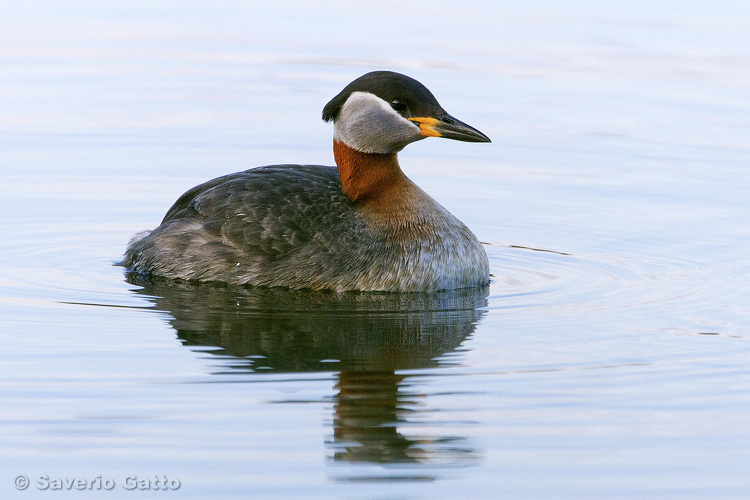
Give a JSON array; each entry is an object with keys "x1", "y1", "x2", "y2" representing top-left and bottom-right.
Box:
[{"x1": 166, "y1": 165, "x2": 351, "y2": 259}]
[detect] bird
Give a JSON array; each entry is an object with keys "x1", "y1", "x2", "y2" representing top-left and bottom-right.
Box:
[{"x1": 121, "y1": 71, "x2": 491, "y2": 292}]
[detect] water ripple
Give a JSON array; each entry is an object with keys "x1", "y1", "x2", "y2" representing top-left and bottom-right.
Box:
[{"x1": 484, "y1": 242, "x2": 749, "y2": 337}]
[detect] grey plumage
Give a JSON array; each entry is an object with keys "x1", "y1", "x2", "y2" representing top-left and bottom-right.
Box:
[{"x1": 122, "y1": 164, "x2": 488, "y2": 291}]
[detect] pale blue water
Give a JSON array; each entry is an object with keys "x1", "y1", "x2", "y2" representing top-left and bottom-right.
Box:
[{"x1": 2, "y1": 1, "x2": 750, "y2": 499}]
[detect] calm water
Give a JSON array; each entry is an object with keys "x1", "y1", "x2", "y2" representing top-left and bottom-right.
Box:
[{"x1": 2, "y1": 1, "x2": 750, "y2": 499}]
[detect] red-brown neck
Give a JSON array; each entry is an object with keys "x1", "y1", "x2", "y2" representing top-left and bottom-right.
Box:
[{"x1": 333, "y1": 140, "x2": 406, "y2": 203}]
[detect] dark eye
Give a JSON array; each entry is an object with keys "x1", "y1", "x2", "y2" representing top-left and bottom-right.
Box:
[{"x1": 390, "y1": 99, "x2": 407, "y2": 112}]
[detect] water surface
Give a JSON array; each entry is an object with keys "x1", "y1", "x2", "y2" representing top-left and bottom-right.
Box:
[{"x1": 1, "y1": 1, "x2": 749, "y2": 499}]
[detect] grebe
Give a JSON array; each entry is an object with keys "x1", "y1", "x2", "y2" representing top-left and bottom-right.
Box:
[{"x1": 122, "y1": 71, "x2": 491, "y2": 291}]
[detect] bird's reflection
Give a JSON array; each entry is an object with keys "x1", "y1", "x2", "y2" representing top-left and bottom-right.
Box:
[{"x1": 128, "y1": 275, "x2": 487, "y2": 475}]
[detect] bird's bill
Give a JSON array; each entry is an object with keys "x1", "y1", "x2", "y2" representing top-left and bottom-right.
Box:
[{"x1": 408, "y1": 113, "x2": 490, "y2": 143}]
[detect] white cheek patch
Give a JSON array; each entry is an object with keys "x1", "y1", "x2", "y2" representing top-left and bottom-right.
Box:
[{"x1": 334, "y1": 91, "x2": 422, "y2": 154}]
